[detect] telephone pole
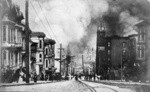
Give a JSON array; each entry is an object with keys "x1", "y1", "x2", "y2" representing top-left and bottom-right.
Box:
[
  {"x1": 25, "y1": 0, "x2": 30, "y2": 83},
  {"x1": 82, "y1": 54, "x2": 84, "y2": 75},
  {"x1": 0, "y1": 2, "x2": 3, "y2": 82}
]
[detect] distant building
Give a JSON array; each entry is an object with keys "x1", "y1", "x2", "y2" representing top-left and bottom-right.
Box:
[{"x1": 83, "y1": 47, "x2": 96, "y2": 63}]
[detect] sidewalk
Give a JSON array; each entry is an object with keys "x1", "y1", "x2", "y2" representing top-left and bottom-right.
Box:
[
  {"x1": 0, "y1": 80, "x2": 62, "y2": 87},
  {"x1": 86, "y1": 79, "x2": 150, "y2": 86},
  {"x1": 82, "y1": 79, "x2": 150, "y2": 92}
]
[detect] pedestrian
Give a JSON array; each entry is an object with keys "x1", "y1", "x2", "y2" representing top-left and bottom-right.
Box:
[
  {"x1": 33, "y1": 72, "x2": 37, "y2": 83},
  {"x1": 75, "y1": 75, "x2": 78, "y2": 81},
  {"x1": 40, "y1": 72, "x2": 44, "y2": 81},
  {"x1": 45, "y1": 74, "x2": 48, "y2": 81}
]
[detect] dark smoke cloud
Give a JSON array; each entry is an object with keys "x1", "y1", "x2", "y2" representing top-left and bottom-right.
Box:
[
  {"x1": 105, "y1": 0, "x2": 150, "y2": 80},
  {"x1": 101, "y1": 0, "x2": 150, "y2": 36}
]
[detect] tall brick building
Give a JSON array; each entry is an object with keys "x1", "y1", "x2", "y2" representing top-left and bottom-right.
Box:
[{"x1": 96, "y1": 21, "x2": 139, "y2": 80}]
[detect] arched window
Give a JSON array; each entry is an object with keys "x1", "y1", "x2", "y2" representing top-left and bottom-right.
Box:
[
  {"x1": 46, "y1": 60, "x2": 48, "y2": 68},
  {"x1": 46, "y1": 48, "x2": 48, "y2": 55}
]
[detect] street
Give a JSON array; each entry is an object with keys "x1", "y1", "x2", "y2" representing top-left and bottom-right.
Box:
[{"x1": 0, "y1": 79, "x2": 135, "y2": 92}]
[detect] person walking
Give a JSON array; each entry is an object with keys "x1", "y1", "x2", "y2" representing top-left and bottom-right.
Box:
[{"x1": 33, "y1": 72, "x2": 37, "y2": 83}]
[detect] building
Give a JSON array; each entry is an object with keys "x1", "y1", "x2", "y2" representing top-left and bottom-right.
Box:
[
  {"x1": 83, "y1": 47, "x2": 96, "y2": 63},
  {"x1": 44, "y1": 38, "x2": 56, "y2": 80},
  {"x1": 0, "y1": 1, "x2": 26, "y2": 83},
  {"x1": 30, "y1": 42, "x2": 38, "y2": 75},
  {"x1": 31, "y1": 32, "x2": 45, "y2": 77},
  {"x1": 134, "y1": 21, "x2": 148, "y2": 81},
  {"x1": 96, "y1": 21, "x2": 140, "y2": 80}
]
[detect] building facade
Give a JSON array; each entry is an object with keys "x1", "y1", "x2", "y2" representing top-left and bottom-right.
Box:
[
  {"x1": 31, "y1": 32, "x2": 45, "y2": 77},
  {"x1": 44, "y1": 38, "x2": 56, "y2": 80},
  {"x1": 96, "y1": 21, "x2": 141, "y2": 80},
  {"x1": 1, "y1": 1, "x2": 25, "y2": 83},
  {"x1": 134, "y1": 21, "x2": 148, "y2": 81}
]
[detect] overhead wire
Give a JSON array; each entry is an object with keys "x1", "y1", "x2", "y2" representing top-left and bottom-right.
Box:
[
  {"x1": 29, "y1": 1, "x2": 52, "y2": 39},
  {"x1": 37, "y1": 1, "x2": 60, "y2": 44}
]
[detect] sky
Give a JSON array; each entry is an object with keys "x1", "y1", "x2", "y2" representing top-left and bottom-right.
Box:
[{"x1": 12, "y1": 0, "x2": 109, "y2": 58}]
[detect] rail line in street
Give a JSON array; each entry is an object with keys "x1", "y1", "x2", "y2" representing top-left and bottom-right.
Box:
[
  {"x1": 78, "y1": 80, "x2": 96, "y2": 92},
  {"x1": 79, "y1": 80, "x2": 120, "y2": 92}
]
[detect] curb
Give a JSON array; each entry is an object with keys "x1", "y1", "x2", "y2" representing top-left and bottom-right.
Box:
[
  {"x1": 0, "y1": 80, "x2": 65, "y2": 87},
  {"x1": 84, "y1": 80, "x2": 150, "y2": 92}
]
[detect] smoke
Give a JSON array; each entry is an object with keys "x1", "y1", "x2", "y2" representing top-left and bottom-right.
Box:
[
  {"x1": 104, "y1": 0, "x2": 150, "y2": 80},
  {"x1": 102, "y1": 0, "x2": 150, "y2": 37},
  {"x1": 30, "y1": 0, "x2": 109, "y2": 55}
]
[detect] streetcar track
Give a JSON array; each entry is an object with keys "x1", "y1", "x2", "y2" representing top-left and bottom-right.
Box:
[
  {"x1": 78, "y1": 80, "x2": 97, "y2": 92},
  {"x1": 93, "y1": 86, "x2": 118, "y2": 92},
  {"x1": 79, "y1": 80, "x2": 119, "y2": 92}
]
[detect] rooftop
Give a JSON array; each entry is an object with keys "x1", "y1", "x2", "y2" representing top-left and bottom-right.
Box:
[
  {"x1": 44, "y1": 38, "x2": 56, "y2": 45},
  {"x1": 31, "y1": 32, "x2": 46, "y2": 37}
]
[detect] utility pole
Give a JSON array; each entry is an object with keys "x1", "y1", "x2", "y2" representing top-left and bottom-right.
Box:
[
  {"x1": 82, "y1": 55, "x2": 84, "y2": 75},
  {"x1": 60, "y1": 44, "x2": 62, "y2": 75},
  {"x1": 0, "y1": 2, "x2": 3, "y2": 82},
  {"x1": 25, "y1": 0, "x2": 30, "y2": 83}
]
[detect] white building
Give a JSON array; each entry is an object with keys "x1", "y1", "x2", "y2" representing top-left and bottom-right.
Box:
[{"x1": 1, "y1": 1, "x2": 26, "y2": 83}]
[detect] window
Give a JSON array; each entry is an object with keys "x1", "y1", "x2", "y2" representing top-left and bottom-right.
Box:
[
  {"x1": 98, "y1": 26, "x2": 101, "y2": 30},
  {"x1": 138, "y1": 46, "x2": 145, "y2": 58},
  {"x1": 49, "y1": 60, "x2": 51, "y2": 65},
  {"x1": 11, "y1": 29, "x2": 14, "y2": 42},
  {"x1": 2, "y1": 50, "x2": 6, "y2": 66},
  {"x1": 138, "y1": 30, "x2": 145, "y2": 42},
  {"x1": 14, "y1": 29, "x2": 17, "y2": 43},
  {"x1": 46, "y1": 48, "x2": 48, "y2": 55},
  {"x1": 3, "y1": 25, "x2": 6, "y2": 42},
  {"x1": 9, "y1": 28, "x2": 12, "y2": 42},
  {"x1": 132, "y1": 39, "x2": 136, "y2": 46},
  {"x1": 141, "y1": 48, "x2": 145, "y2": 58},
  {"x1": 122, "y1": 42, "x2": 126, "y2": 47},
  {"x1": 141, "y1": 33, "x2": 145, "y2": 42},
  {"x1": 46, "y1": 60, "x2": 48, "y2": 68},
  {"x1": 8, "y1": 28, "x2": 10, "y2": 43},
  {"x1": 108, "y1": 58, "x2": 110, "y2": 61},
  {"x1": 39, "y1": 40, "x2": 42, "y2": 48},
  {"x1": 108, "y1": 42, "x2": 110, "y2": 47},
  {"x1": 139, "y1": 34, "x2": 142, "y2": 41},
  {"x1": 102, "y1": 26, "x2": 105, "y2": 31},
  {"x1": 123, "y1": 50, "x2": 126, "y2": 55},
  {"x1": 108, "y1": 50, "x2": 110, "y2": 55},
  {"x1": 39, "y1": 54, "x2": 42, "y2": 58}
]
